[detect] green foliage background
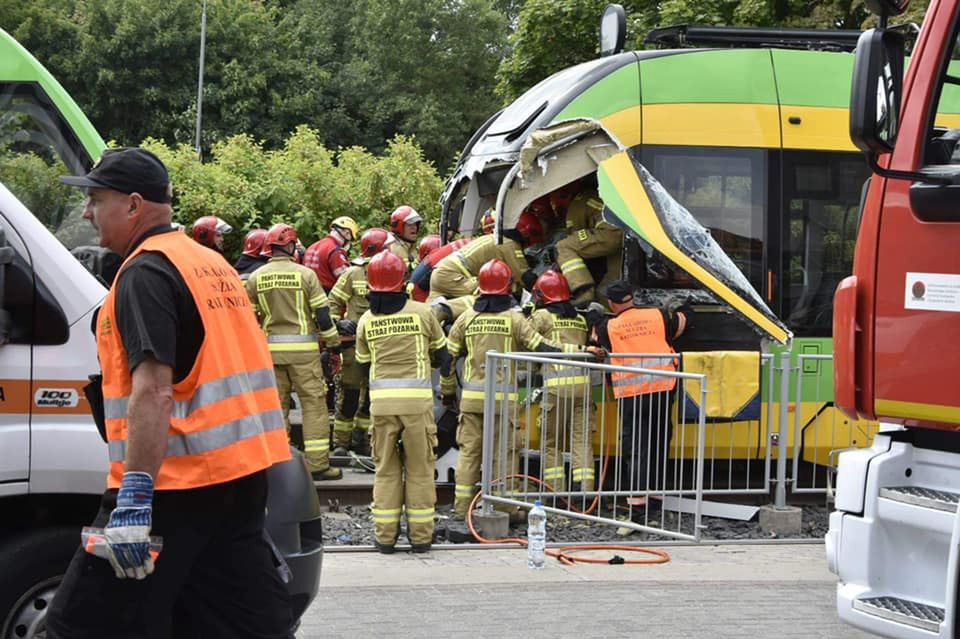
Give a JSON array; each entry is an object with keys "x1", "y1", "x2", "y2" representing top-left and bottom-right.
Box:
[
  {"x1": 1, "y1": 0, "x2": 939, "y2": 259},
  {"x1": 143, "y1": 128, "x2": 442, "y2": 257}
]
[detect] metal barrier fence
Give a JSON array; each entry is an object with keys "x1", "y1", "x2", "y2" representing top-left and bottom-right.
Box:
[
  {"x1": 476, "y1": 349, "x2": 865, "y2": 537},
  {"x1": 479, "y1": 351, "x2": 707, "y2": 542}
]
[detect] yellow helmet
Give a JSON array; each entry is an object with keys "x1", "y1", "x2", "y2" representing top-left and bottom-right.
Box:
[{"x1": 331, "y1": 216, "x2": 360, "y2": 241}]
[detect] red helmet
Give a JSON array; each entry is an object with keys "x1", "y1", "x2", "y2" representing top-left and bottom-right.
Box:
[
  {"x1": 549, "y1": 180, "x2": 581, "y2": 210},
  {"x1": 532, "y1": 270, "x2": 571, "y2": 305},
  {"x1": 242, "y1": 228, "x2": 268, "y2": 257},
  {"x1": 526, "y1": 197, "x2": 556, "y2": 221},
  {"x1": 390, "y1": 205, "x2": 423, "y2": 235},
  {"x1": 192, "y1": 216, "x2": 233, "y2": 248},
  {"x1": 367, "y1": 250, "x2": 407, "y2": 293},
  {"x1": 481, "y1": 209, "x2": 496, "y2": 235},
  {"x1": 515, "y1": 210, "x2": 545, "y2": 246},
  {"x1": 417, "y1": 234, "x2": 442, "y2": 262},
  {"x1": 360, "y1": 228, "x2": 390, "y2": 258},
  {"x1": 478, "y1": 259, "x2": 512, "y2": 295},
  {"x1": 263, "y1": 223, "x2": 298, "y2": 257}
]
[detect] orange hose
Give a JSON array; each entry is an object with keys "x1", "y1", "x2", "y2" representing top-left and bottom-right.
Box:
[{"x1": 464, "y1": 466, "x2": 671, "y2": 567}]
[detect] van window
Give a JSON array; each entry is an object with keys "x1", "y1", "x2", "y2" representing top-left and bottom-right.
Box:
[
  {"x1": 0, "y1": 83, "x2": 94, "y2": 251},
  {"x1": 640, "y1": 146, "x2": 767, "y2": 294},
  {"x1": 780, "y1": 151, "x2": 869, "y2": 337},
  {"x1": 0, "y1": 209, "x2": 69, "y2": 346}
]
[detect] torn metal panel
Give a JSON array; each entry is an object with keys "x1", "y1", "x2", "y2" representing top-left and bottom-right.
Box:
[
  {"x1": 495, "y1": 120, "x2": 623, "y2": 233},
  {"x1": 598, "y1": 150, "x2": 791, "y2": 345}
]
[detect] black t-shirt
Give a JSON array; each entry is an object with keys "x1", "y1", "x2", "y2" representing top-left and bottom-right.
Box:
[
  {"x1": 234, "y1": 253, "x2": 267, "y2": 275},
  {"x1": 112, "y1": 226, "x2": 205, "y2": 383}
]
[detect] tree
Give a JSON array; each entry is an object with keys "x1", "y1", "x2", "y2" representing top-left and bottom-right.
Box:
[
  {"x1": 142, "y1": 127, "x2": 443, "y2": 257},
  {"x1": 1, "y1": 0, "x2": 512, "y2": 170},
  {"x1": 335, "y1": 0, "x2": 509, "y2": 168}
]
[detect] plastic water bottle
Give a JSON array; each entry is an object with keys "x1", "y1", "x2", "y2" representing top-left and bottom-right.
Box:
[{"x1": 527, "y1": 500, "x2": 546, "y2": 570}]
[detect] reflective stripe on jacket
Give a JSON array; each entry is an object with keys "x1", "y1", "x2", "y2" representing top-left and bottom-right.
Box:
[
  {"x1": 443, "y1": 307, "x2": 548, "y2": 413},
  {"x1": 607, "y1": 307, "x2": 677, "y2": 398},
  {"x1": 355, "y1": 300, "x2": 446, "y2": 416},
  {"x1": 97, "y1": 232, "x2": 291, "y2": 490},
  {"x1": 244, "y1": 257, "x2": 340, "y2": 352},
  {"x1": 530, "y1": 309, "x2": 590, "y2": 392}
]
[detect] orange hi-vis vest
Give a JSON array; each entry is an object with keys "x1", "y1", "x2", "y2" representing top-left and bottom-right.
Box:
[
  {"x1": 607, "y1": 307, "x2": 678, "y2": 399},
  {"x1": 97, "y1": 232, "x2": 291, "y2": 490}
]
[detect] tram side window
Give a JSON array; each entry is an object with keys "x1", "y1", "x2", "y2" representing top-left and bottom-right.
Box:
[
  {"x1": 640, "y1": 146, "x2": 766, "y2": 294},
  {"x1": 0, "y1": 82, "x2": 92, "y2": 250},
  {"x1": 781, "y1": 151, "x2": 870, "y2": 337}
]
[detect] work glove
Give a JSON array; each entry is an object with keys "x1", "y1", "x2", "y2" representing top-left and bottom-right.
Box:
[
  {"x1": 441, "y1": 394, "x2": 458, "y2": 409},
  {"x1": 336, "y1": 319, "x2": 357, "y2": 336},
  {"x1": 104, "y1": 471, "x2": 155, "y2": 580},
  {"x1": 521, "y1": 301, "x2": 535, "y2": 317}
]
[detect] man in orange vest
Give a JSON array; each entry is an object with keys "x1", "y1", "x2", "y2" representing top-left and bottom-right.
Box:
[
  {"x1": 591, "y1": 280, "x2": 691, "y2": 496},
  {"x1": 49, "y1": 148, "x2": 294, "y2": 636}
]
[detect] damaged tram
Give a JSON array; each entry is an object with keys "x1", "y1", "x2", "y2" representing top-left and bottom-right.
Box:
[{"x1": 439, "y1": 21, "x2": 960, "y2": 476}]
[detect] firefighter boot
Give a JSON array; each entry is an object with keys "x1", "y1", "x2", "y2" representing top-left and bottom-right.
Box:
[
  {"x1": 351, "y1": 428, "x2": 371, "y2": 457},
  {"x1": 312, "y1": 467, "x2": 343, "y2": 481}
]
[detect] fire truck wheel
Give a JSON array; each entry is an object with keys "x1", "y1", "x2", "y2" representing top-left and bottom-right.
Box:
[{"x1": 0, "y1": 526, "x2": 78, "y2": 639}]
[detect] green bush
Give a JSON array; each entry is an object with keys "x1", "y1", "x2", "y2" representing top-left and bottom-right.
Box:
[{"x1": 143, "y1": 127, "x2": 442, "y2": 258}]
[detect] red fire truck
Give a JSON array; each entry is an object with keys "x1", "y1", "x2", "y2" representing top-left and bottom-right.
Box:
[{"x1": 829, "y1": 0, "x2": 960, "y2": 636}]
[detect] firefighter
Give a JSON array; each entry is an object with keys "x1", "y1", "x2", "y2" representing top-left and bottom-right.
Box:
[
  {"x1": 428, "y1": 210, "x2": 544, "y2": 323},
  {"x1": 480, "y1": 209, "x2": 496, "y2": 235},
  {"x1": 555, "y1": 188, "x2": 624, "y2": 305},
  {"x1": 441, "y1": 259, "x2": 600, "y2": 519},
  {"x1": 410, "y1": 236, "x2": 471, "y2": 302},
  {"x1": 234, "y1": 228, "x2": 268, "y2": 278},
  {"x1": 245, "y1": 223, "x2": 343, "y2": 481},
  {"x1": 591, "y1": 280, "x2": 691, "y2": 495},
  {"x1": 529, "y1": 270, "x2": 596, "y2": 493},
  {"x1": 355, "y1": 251, "x2": 448, "y2": 553},
  {"x1": 417, "y1": 234, "x2": 442, "y2": 263},
  {"x1": 386, "y1": 205, "x2": 423, "y2": 269},
  {"x1": 191, "y1": 215, "x2": 232, "y2": 253},
  {"x1": 328, "y1": 227, "x2": 390, "y2": 457},
  {"x1": 304, "y1": 216, "x2": 360, "y2": 292}
]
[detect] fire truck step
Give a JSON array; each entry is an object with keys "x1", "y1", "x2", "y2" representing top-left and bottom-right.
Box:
[
  {"x1": 852, "y1": 596, "x2": 944, "y2": 633},
  {"x1": 879, "y1": 486, "x2": 960, "y2": 513}
]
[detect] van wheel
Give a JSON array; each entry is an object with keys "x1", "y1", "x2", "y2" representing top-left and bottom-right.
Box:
[{"x1": 0, "y1": 526, "x2": 79, "y2": 639}]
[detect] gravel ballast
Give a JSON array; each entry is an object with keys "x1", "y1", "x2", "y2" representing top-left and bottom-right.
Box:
[{"x1": 321, "y1": 500, "x2": 831, "y2": 547}]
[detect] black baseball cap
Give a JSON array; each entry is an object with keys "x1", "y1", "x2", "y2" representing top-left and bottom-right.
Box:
[
  {"x1": 604, "y1": 280, "x2": 634, "y2": 303},
  {"x1": 60, "y1": 147, "x2": 172, "y2": 203}
]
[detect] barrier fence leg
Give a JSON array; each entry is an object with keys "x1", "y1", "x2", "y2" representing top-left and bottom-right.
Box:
[
  {"x1": 475, "y1": 353, "x2": 509, "y2": 539},
  {"x1": 759, "y1": 351, "x2": 803, "y2": 536}
]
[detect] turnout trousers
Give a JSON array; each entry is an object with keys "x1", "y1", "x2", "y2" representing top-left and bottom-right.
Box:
[
  {"x1": 333, "y1": 345, "x2": 371, "y2": 450},
  {"x1": 46, "y1": 471, "x2": 292, "y2": 639},
  {"x1": 619, "y1": 391, "x2": 674, "y2": 492},
  {"x1": 453, "y1": 411, "x2": 518, "y2": 518},
  {"x1": 371, "y1": 412, "x2": 438, "y2": 546},
  {"x1": 427, "y1": 262, "x2": 477, "y2": 322},
  {"x1": 555, "y1": 226, "x2": 623, "y2": 304},
  {"x1": 274, "y1": 351, "x2": 331, "y2": 472},
  {"x1": 539, "y1": 388, "x2": 596, "y2": 492}
]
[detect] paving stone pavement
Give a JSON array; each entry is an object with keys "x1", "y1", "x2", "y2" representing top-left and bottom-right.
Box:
[{"x1": 297, "y1": 543, "x2": 871, "y2": 638}]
